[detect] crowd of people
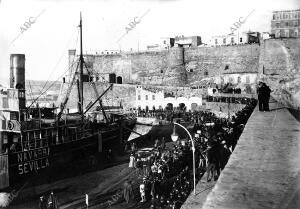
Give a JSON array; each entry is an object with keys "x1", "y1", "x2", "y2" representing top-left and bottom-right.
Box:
[
  {"x1": 124, "y1": 98, "x2": 257, "y2": 208},
  {"x1": 205, "y1": 96, "x2": 254, "y2": 104}
]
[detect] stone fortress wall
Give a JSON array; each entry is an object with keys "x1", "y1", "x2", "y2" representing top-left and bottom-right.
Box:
[
  {"x1": 259, "y1": 38, "x2": 300, "y2": 109},
  {"x1": 184, "y1": 44, "x2": 260, "y2": 84},
  {"x1": 68, "y1": 44, "x2": 260, "y2": 87},
  {"x1": 60, "y1": 38, "x2": 300, "y2": 111}
]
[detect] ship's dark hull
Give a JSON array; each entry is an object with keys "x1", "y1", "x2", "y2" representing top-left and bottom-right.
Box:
[{"x1": 3, "y1": 118, "x2": 135, "y2": 191}]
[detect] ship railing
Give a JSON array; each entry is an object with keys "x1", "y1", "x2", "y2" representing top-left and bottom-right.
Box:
[
  {"x1": 48, "y1": 128, "x2": 97, "y2": 146},
  {"x1": 9, "y1": 126, "x2": 96, "y2": 152}
]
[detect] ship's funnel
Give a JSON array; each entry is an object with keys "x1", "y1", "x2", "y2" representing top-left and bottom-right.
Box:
[{"x1": 10, "y1": 54, "x2": 25, "y2": 89}]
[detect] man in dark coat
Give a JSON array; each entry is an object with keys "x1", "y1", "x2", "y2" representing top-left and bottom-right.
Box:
[
  {"x1": 256, "y1": 82, "x2": 264, "y2": 111},
  {"x1": 262, "y1": 83, "x2": 271, "y2": 111},
  {"x1": 206, "y1": 140, "x2": 221, "y2": 182},
  {"x1": 38, "y1": 196, "x2": 47, "y2": 209},
  {"x1": 47, "y1": 192, "x2": 58, "y2": 209}
]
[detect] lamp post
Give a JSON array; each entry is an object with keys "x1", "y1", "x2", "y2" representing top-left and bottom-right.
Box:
[{"x1": 171, "y1": 122, "x2": 196, "y2": 195}]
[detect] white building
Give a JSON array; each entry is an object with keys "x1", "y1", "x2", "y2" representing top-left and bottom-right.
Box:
[
  {"x1": 212, "y1": 72, "x2": 258, "y2": 93},
  {"x1": 210, "y1": 32, "x2": 260, "y2": 46},
  {"x1": 147, "y1": 38, "x2": 175, "y2": 51},
  {"x1": 214, "y1": 73, "x2": 258, "y2": 85},
  {"x1": 135, "y1": 86, "x2": 165, "y2": 110},
  {"x1": 135, "y1": 86, "x2": 202, "y2": 111}
]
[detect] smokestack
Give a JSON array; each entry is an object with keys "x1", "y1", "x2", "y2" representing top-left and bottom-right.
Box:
[{"x1": 10, "y1": 54, "x2": 25, "y2": 89}]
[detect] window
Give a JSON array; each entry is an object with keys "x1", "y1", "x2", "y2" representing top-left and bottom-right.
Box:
[
  {"x1": 285, "y1": 31, "x2": 289, "y2": 37},
  {"x1": 152, "y1": 95, "x2": 155, "y2": 100},
  {"x1": 224, "y1": 65, "x2": 229, "y2": 70},
  {"x1": 285, "y1": 22, "x2": 289, "y2": 26},
  {"x1": 276, "y1": 23, "x2": 280, "y2": 28},
  {"x1": 240, "y1": 38, "x2": 243, "y2": 43},
  {"x1": 223, "y1": 38, "x2": 226, "y2": 44},
  {"x1": 215, "y1": 39, "x2": 218, "y2": 44},
  {"x1": 163, "y1": 40, "x2": 166, "y2": 44},
  {"x1": 295, "y1": 21, "x2": 298, "y2": 27},
  {"x1": 145, "y1": 95, "x2": 148, "y2": 100},
  {"x1": 204, "y1": 71, "x2": 208, "y2": 76},
  {"x1": 273, "y1": 14, "x2": 276, "y2": 20},
  {"x1": 138, "y1": 95, "x2": 141, "y2": 100},
  {"x1": 231, "y1": 37, "x2": 234, "y2": 44}
]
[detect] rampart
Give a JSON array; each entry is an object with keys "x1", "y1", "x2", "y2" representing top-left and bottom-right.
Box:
[
  {"x1": 60, "y1": 39, "x2": 300, "y2": 111},
  {"x1": 184, "y1": 44, "x2": 260, "y2": 84},
  {"x1": 260, "y1": 38, "x2": 300, "y2": 109}
]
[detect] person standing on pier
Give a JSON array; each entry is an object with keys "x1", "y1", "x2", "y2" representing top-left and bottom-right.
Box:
[
  {"x1": 38, "y1": 196, "x2": 47, "y2": 209},
  {"x1": 123, "y1": 180, "x2": 134, "y2": 203},
  {"x1": 47, "y1": 191, "x2": 58, "y2": 209},
  {"x1": 257, "y1": 81, "x2": 264, "y2": 111},
  {"x1": 262, "y1": 83, "x2": 271, "y2": 111}
]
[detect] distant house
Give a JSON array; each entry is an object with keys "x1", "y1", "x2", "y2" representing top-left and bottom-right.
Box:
[
  {"x1": 271, "y1": 9, "x2": 300, "y2": 38},
  {"x1": 146, "y1": 38, "x2": 175, "y2": 51},
  {"x1": 174, "y1": 35, "x2": 202, "y2": 47},
  {"x1": 146, "y1": 36, "x2": 201, "y2": 50},
  {"x1": 210, "y1": 32, "x2": 260, "y2": 46}
]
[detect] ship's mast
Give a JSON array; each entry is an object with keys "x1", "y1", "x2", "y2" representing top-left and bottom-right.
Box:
[{"x1": 79, "y1": 12, "x2": 84, "y2": 118}]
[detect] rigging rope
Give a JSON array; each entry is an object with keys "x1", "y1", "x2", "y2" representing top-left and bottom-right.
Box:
[
  {"x1": 27, "y1": 60, "x2": 78, "y2": 109},
  {"x1": 35, "y1": 29, "x2": 79, "y2": 101},
  {"x1": 28, "y1": 28, "x2": 80, "y2": 108},
  {"x1": 27, "y1": 80, "x2": 34, "y2": 101}
]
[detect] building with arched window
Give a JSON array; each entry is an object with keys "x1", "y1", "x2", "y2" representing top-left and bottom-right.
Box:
[{"x1": 135, "y1": 86, "x2": 202, "y2": 111}]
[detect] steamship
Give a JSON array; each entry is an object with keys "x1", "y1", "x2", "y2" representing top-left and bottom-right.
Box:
[{"x1": 0, "y1": 14, "x2": 135, "y2": 191}]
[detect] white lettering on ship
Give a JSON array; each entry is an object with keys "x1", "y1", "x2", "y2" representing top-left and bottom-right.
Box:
[{"x1": 17, "y1": 147, "x2": 50, "y2": 175}]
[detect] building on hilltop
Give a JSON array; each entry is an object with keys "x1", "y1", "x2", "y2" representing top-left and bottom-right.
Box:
[
  {"x1": 146, "y1": 36, "x2": 201, "y2": 50},
  {"x1": 146, "y1": 38, "x2": 175, "y2": 51},
  {"x1": 174, "y1": 35, "x2": 202, "y2": 47},
  {"x1": 271, "y1": 9, "x2": 300, "y2": 38},
  {"x1": 210, "y1": 32, "x2": 260, "y2": 46}
]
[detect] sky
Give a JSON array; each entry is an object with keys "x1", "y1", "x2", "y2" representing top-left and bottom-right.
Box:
[{"x1": 0, "y1": 0, "x2": 299, "y2": 85}]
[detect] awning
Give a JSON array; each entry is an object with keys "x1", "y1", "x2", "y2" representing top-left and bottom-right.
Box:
[
  {"x1": 127, "y1": 117, "x2": 159, "y2": 141},
  {"x1": 127, "y1": 124, "x2": 152, "y2": 141}
]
